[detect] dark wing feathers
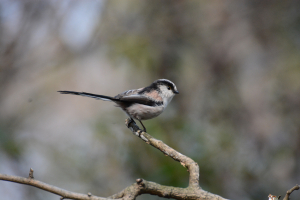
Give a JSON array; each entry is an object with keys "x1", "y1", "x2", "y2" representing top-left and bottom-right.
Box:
[
  {"x1": 58, "y1": 90, "x2": 162, "y2": 106},
  {"x1": 118, "y1": 95, "x2": 163, "y2": 106}
]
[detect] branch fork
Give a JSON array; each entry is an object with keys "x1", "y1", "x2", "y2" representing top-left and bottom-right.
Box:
[{"x1": 1, "y1": 118, "x2": 297, "y2": 200}]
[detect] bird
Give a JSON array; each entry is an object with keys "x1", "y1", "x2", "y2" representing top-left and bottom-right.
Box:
[
  {"x1": 268, "y1": 194, "x2": 280, "y2": 200},
  {"x1": 58, "y1": 79, "x2": 179, "y2": 132}
]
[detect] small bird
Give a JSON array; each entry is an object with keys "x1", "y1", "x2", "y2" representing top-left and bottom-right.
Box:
[
  {"x1": 58, "y1": 79, "x2": 179, "y2": 132},
  {"x1": 268, "y1": 194, "x2": 280, "y2": 200}
]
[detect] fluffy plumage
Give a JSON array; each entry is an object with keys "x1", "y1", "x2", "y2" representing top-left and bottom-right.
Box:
[{"x1": 58, "y1": 79, "x2": 179, "y2": 131}]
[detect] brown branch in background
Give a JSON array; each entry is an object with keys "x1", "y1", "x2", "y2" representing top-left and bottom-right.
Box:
[{"x1": 283, "y1": 184, "x2": 299, "y2": 200}]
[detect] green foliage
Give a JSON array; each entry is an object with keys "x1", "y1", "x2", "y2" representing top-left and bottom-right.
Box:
[
  {"x1": 0, "y1": 126, "x2": 22, "y2": 158},
  {"x1": 110, "y1": 35, "x2": 157, "y2": 70}
]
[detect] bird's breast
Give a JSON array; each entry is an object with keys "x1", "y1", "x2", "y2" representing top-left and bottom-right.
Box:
[{"x1": 126, "y1": 104, "x2": 164, "y2": 120}]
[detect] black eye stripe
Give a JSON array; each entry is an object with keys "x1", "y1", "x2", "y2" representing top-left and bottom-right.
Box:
[{"x1": 138, "y1": 79, "x2": 177, "y2": 94}]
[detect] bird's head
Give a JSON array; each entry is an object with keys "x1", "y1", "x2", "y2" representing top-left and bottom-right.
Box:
[{"x1": 153, "y1": 79, "x2": 179, "y2": 105}]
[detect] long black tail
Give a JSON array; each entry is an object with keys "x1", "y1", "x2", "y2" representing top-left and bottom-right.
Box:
[{"x1": 58, "y1": 91, "x2": 117, "y2": 102}]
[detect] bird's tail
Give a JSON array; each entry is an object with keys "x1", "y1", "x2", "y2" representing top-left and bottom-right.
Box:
[{"x1": 58, "y1": 91, "x2": 116, "y2": 102}]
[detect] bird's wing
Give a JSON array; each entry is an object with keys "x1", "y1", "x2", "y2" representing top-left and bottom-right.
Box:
[
  {"x1": 115, "y1": 88, "x2": 143, "y2": 97},
  {"x1": 118, "y1": 95, "x2": 163, "y2": 106}
]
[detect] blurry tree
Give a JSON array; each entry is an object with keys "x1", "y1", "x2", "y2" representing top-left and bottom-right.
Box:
[{"x1": 0, "y1": 1, "x2": 300, "y2": 200}]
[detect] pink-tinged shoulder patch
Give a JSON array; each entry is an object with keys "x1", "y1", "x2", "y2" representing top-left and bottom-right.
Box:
[{"x1": 146, "y1": 90, "x2": 162, "y2": 101}]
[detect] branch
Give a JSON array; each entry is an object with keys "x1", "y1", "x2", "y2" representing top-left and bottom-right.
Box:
[
  {"x1": 283, "y1": 184, "x2": 299, "y2": 200},
  {"x1": 0, "y1": 171, "x2": 107, "y2": 200},
  {"x1": 126, "y1": 118, "x2": 200, "y2": 185},
  {"x1": 1, "y1": 119, "x2": 298, "y2": 200},
  {"x1": 125, "y1": 118, "x2": 227, "y2": 200},
  {"x1": 0, "y1": 118, "x2": 230, "y2": 200}
]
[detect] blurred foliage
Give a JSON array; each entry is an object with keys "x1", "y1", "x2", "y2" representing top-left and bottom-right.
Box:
[
  {"x1": 0, "y1": 125, "x2": 22, "y2": 158},
  {"x1": 1, "y1": 1, "x2": 300, "y2": 200}
]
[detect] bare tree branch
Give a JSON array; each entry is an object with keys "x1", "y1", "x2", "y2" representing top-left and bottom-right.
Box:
[
  {"x1": 125, "y1": 118, "x2": 200, "y2": 187},
  {"x1": 283, "y1": 184, "x2": 299, "y2": 200},
  {"x1": 0, "y1": 172, "x2": 107, "y2": 200},
  {"x1": 1, "y1": 118, "x2": 297, "y2": 200},
  {"x1": 124, "y1": 118, "x2": 227, "y2": 200},
  {"x1": 0, "y1": 119, "x2": 228, "y2": 200}
]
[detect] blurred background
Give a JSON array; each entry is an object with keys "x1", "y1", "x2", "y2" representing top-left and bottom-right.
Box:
[{"x1": 0, "y1": 1, "x2": 300, "y2": 200}]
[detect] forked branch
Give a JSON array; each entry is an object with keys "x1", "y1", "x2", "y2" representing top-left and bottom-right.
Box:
[
  {"x1": 283, "y1": 184, "x2": 299, "y2": 200},
  {"x1": 3, "y1": 119, "x2": 297, "y2": 200}
]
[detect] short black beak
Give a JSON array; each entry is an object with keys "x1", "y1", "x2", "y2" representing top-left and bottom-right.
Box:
[{"x1": 174, "y1": 90, "x2": 179, "y2": 94}]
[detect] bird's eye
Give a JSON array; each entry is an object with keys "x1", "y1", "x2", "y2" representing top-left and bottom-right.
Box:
[{"x1": 167, "y1": 86, "x2": 171, "y2": 90}]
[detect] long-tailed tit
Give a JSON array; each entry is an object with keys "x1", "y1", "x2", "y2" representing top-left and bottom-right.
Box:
[{"x1": 58, "y1": 79, "x2": 179, "y2": 132}]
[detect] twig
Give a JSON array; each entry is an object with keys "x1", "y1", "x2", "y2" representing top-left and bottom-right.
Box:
[
  {"x1": 28, "y1": 168, "x2": 34, "y2": 179},
  {"x1": 0, "y1": 173, "x2": 109, "y2": 200},
  {"x1": 283, "y1": 184, "x2": 299, "y2": 200}
]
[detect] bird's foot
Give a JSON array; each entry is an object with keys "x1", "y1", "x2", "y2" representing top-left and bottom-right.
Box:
[{"x1": 126, "y1": 118, "x2": 136, "y2": 128}]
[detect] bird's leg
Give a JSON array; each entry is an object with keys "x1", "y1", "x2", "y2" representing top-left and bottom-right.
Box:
[
  {"x1": 128, "y1": 118, "x2": 136, "y2": 126},
  {"x1": 138, "y1": 120, "x2": 147, "y2": 132}
]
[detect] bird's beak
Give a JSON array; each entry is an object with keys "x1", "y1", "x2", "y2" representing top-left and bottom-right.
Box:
[{"x1": 174, "y1": 90, "x2": 179, "y2": 94}]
